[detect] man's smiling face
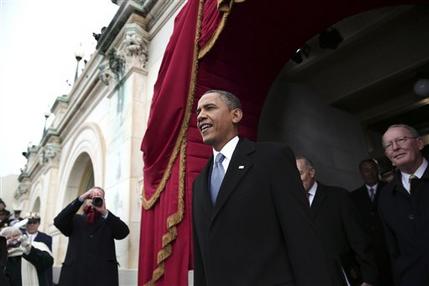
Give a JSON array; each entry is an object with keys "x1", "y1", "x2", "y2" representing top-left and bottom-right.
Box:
[
  {"x1": 196, "y1": 92, "x2": 242, "y2": 151},
  {"x1": 383, "y1": 126, "x2": 424, "y2": 173}
]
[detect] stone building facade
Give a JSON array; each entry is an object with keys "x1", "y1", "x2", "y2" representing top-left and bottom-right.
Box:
[{"x1": 15, "y1": 0, "x2": 186, "y2": 283}]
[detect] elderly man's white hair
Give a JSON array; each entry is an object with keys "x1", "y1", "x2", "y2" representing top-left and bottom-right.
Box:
[{"x1": 0, "y1": 226, "x2": 21, "y2": 238}]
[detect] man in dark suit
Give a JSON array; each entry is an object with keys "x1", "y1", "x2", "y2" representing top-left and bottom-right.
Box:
[
  {"x1": 351, "y1": 159, "x2": 393, "y2": 286},
  {"x1": 295, "y1": 156, "x2": 377, "y2": 286},
  {"x1": 54, "y1": 186, "x2": 129, "y2": 286},
  {"x1": 378, "y1": 124, "x2": 429, "y2": 286},
  {"x1": 193, "y1": 90, "x2": 333, "y2": 286},
  {"x1": 24, "y1": 213, "x2": 53, "y2": 286}
]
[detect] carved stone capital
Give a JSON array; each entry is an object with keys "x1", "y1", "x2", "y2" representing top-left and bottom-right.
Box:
[{"x1": 119, "y1": 24, "x2": 148, "y2": 70}]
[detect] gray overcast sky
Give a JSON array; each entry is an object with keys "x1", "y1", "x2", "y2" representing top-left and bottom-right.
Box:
[{"x1": 0, "y1": 0, "x2": 118, "y2": 176}]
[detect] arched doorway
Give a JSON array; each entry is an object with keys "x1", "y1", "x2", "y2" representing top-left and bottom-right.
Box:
[{"x1": 63, "y1": 152, "x2": 94, "y2": 206}]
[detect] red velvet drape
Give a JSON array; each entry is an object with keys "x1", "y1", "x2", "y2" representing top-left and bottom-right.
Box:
[
  {"x1": 138, "y1": 1, "x2": 200, "y2": 285},
  {"x1": 139, "y1": 0, "x2": 428, "y2": 285}
]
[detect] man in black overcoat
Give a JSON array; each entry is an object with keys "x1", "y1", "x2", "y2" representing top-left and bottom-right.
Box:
[
  {"x1": 192, "y1": 90, "x2": 333, "y2": 286},
  {"x1": 296, "y1": 156, "x2": 377, "y2": 286},
  {"x1": 378, "y1": 124, "x2": 429, "y2": 286},
  {"x1": 351, "y1": 159, "x2": 393, "y2": 286},
  {"x1": 54, "y1": 187, "x2": 129, "y2": 286}
]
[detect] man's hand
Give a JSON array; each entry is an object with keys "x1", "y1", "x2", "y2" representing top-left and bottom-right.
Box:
[
  {"x1": 79, "y1": 188, "x2": 94, "y2": 202},
  {"x1": 20, "y1": 234, "x2": 31, "y2": 255},
  {"x1": 80, "y1": 187, "x2": 108, "y2": 216}
]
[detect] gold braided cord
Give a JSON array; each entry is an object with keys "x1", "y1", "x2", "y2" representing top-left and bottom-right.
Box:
[
  {"x1": 198, "y1": 0, "x2": 246, "y2": 59},
  {"x1": 143, "y1": 0, "x2": 204, "y2": 283}
]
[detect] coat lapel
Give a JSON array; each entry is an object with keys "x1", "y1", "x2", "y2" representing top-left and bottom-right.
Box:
[
  {"x1": 211, "y1": 139, "x2": 254, "y2": 223},
  {"x1": 198, "y1": 159, "x2": 214, "y2": 218}
]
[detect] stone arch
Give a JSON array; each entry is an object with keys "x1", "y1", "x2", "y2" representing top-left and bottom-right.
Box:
[
  {"x1": 54, "y1": 123, "x2": 105, "y2": 264},
  {"x1": 56, "y1": 122, "x2": 105, "y2": 210}
]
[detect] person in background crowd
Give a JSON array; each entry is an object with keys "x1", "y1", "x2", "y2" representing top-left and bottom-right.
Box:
[
  {"x1": 351, "y1": 159, "x2": 393, "y2": 286},
  {"x1": 0, "y1": 226, "x2": 53, "y2": 286},
  {"x1": 0, "y1": 209, "x2": 11, "y2": 229},
  {"x1": 379, "y1": 124, "x2": 429, "y2": 286},
  {"x1": 0, "y1": 236, "x2": 10, "y2": 286},
  {"x1": 296, "y1": 155, "x2": 377, "y2": 286},
  {"x1": 9, "y1": 210, "x2": 24, "y2": 226},
  {"x1": 193, "y1": 90, "x2": 332, "y2": 286},
  {"x1": 54, "y1": 186, "x2": 129, "y2": 286},
  {"x1": 24, "y1": 213, "x2": 53, "y2": 286}
]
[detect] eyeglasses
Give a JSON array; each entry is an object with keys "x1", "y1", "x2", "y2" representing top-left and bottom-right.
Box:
[{"x1": 383, "y1": 136, "x2": 416, "y2": 151}]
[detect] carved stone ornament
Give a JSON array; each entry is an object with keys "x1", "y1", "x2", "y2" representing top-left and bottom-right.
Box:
[
  {"x1": 99, "y1": 24, "x2": 148, "y2": 86},
  {"x1": 121, "y1": 29, "x2": 148, "y2": 69},
  {"x1": 39, "y1": 143, "x2": 61, "y2": 165},
  {"x1": 15, "y1": 181, "x2": 31, "y2": 199},
  {"x1": 99, "y1": 61, "x2": 116, "y2": 85},
  {"x1": 99, "y1": 48, "x2": 125, "y2": 86}
]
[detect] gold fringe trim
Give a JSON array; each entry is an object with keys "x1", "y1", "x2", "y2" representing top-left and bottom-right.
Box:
[
  {"x1": 198, "y1": 0, "x2": 246, "y2": 59},
  {"x1": 143, "y1": 0, "x2": 204, "y2": 283}
]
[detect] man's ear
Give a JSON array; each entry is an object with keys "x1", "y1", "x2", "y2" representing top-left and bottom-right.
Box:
[
  {"x1": 309, "y1": 168, "x2": 316, "y2": 179},
  {"x1": 231, "y1": 108, "x2": 243, "y2": 124},
  {"x1": 417, "y1": 137, "x2": 425, "y2": 151}
]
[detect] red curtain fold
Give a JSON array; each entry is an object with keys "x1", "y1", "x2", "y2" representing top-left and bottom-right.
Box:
[
  {"x1": 139, "y1": 0, "x2": 427, "y2": 285},
  {"x1": 138, "y1": 0, "x2": 200, "y2": 285},
  {"x1": 198, "y1": 0, "x2": 223, "y2": 49}
]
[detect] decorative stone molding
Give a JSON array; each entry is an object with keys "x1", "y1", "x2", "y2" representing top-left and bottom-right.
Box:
[
  {"x1": 99, "y1": 23, "x2": 148, "y2": 86},
  {"x1": 99, "y1": 48, "x2": 126, "y2": 86},
  {"x1": 15, "y1": 180, "x2": 31, "y2": 200},
  {"x1": 121, "y1": 25, "x2": 148, "y2": 70},
  {"x1": 99, "y1": 61, "x2": 116, "y2": 85},
  {"x1": 38, "y1": 141, "x2": 62, "y2": 167}
]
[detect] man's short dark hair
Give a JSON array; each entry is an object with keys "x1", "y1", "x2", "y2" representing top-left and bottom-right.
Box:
[
  {"x1": 204, "y1": 89, "x2": 242, "y2": 110},
  {"x1": 358, "y1": 159, "x2": 378, "y2": 170}
]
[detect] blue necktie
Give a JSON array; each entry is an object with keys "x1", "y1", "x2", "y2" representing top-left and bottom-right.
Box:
[{"x1": 210, "y1": 153, "x2": 225, "y2": 204}]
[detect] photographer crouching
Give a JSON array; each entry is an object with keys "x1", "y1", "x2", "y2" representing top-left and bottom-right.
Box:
[
  {"x1": 0, "y1": 225, "x2": 53, "y2": 286},
  {"x1": 54, "y1": 187, "x2": 129, "y2": 286}
]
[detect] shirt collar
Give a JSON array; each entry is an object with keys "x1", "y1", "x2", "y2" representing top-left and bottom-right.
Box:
[
  {"x1": 365, "y1": 183, "x2": 378, "y2": 191},
  {"x1": 308, "y1": 181, "x2": 318, "y2": 197},
  {"x1": 401, "y1": 158, "x2": 428, "y2": 180},
  {"x1": 212, "y1": 136, "x2": 239, "y2": 164}
]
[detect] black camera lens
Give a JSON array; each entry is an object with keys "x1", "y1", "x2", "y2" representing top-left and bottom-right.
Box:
[{"x1": 92, "y1": 197, "x2": 103, "y2": 207}]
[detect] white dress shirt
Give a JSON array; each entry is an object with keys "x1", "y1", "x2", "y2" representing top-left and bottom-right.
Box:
[
  {"x1": 212, "y1": 136, "x2": 239, "y2": 174},
  {"x1": 401, "y1": 158, "x2": 428, "y2": 193},
  {"x1": 307, "y1": 181, "x2": 318, "y2": 206}
]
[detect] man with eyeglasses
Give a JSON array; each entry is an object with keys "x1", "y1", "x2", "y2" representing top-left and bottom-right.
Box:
[{"x1": 378, "y1": 124, "x2": 429, "y2": 286}]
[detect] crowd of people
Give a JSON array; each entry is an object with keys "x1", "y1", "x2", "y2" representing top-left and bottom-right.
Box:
[
  {"x1": 1, "y1": 88, "x2": 428, "y2": 286},
  {"x1": 193, "y1": 89, "x2": 429, "y2": 286},
  {"x1": 0, "y1": 187, "x2": 129, "y2": 286}
]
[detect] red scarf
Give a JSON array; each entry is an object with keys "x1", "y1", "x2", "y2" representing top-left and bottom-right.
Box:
[{"x1": 83, "y1": 205, "x2": 101, "y2": 224}]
